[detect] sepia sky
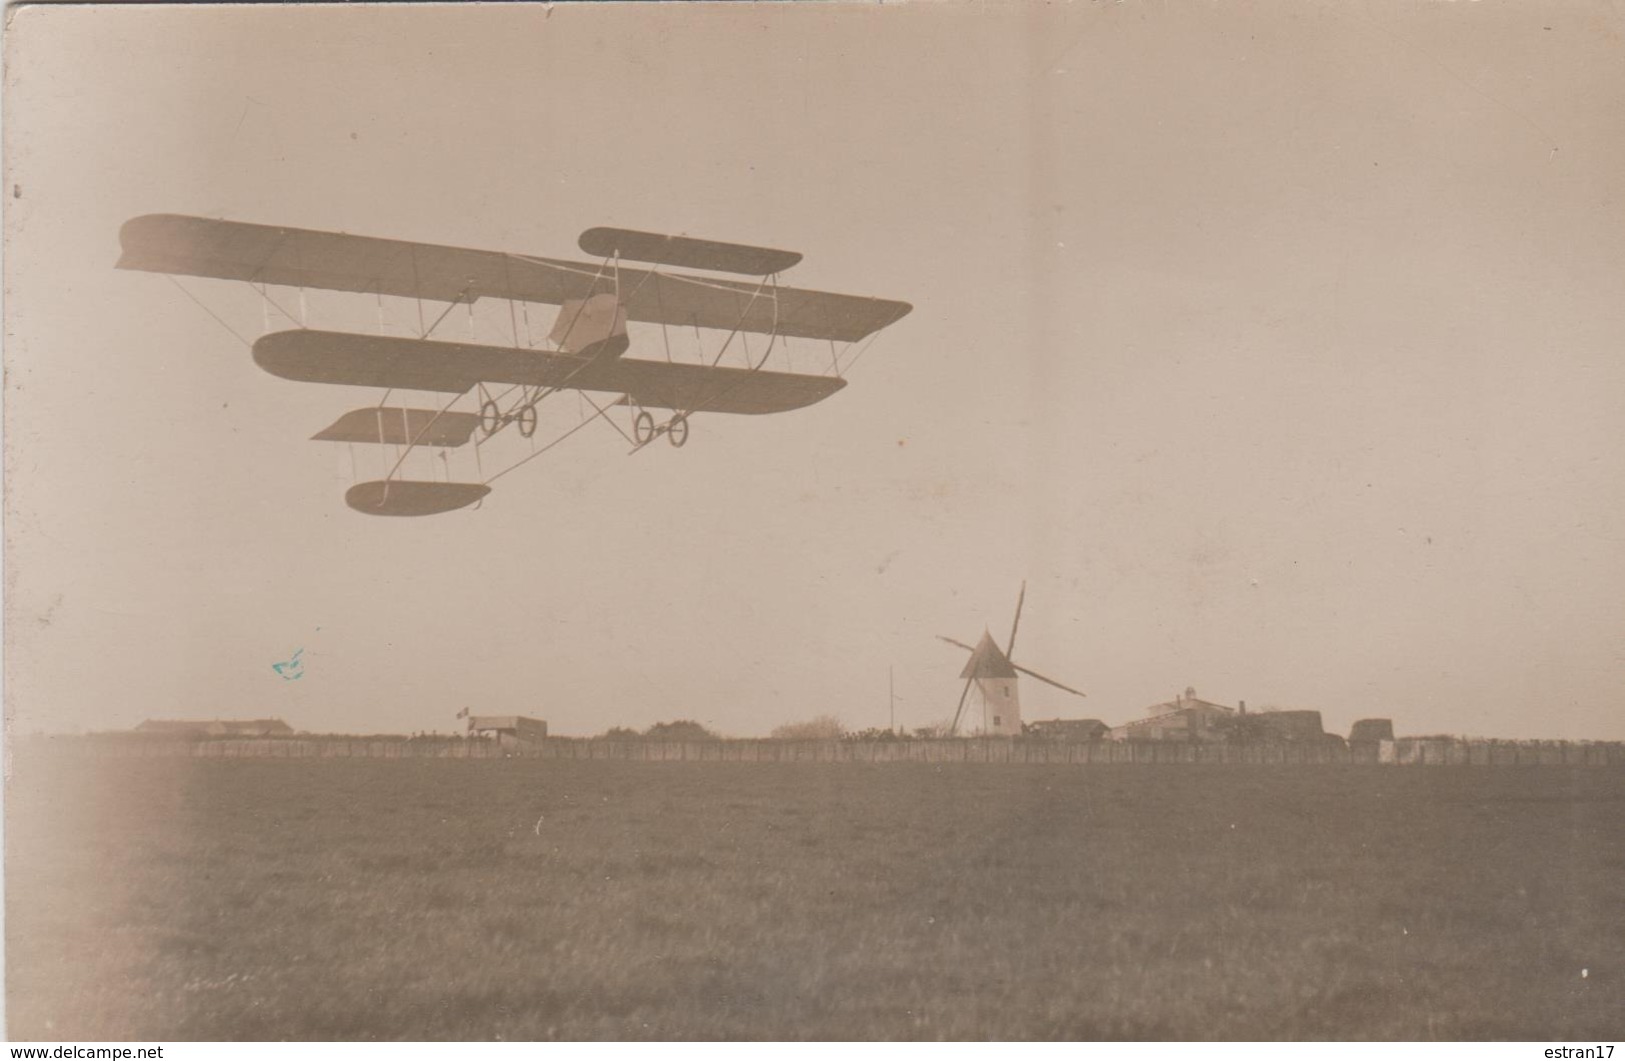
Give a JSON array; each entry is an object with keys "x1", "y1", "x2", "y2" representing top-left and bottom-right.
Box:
[{"x1": 5, "y1": 1, "x2": 1623, "y2": 740}]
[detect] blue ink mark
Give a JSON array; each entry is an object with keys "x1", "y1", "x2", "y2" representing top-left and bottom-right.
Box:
[{"x1": 273, "y1": 648, "x2": 305, "y2": 681}]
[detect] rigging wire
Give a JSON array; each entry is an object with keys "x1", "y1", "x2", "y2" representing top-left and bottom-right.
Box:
[
  {"x1": 165, "y1": 275, "x2": 252, "y2": 349},
  {"x1": 250, "y1": 284, "x2": 303, "y2": 329},
  {"x1": 482, "y1": 400, "x2": 621, "y2": 486},
  {"x1": 382, "y1": 255, "x2": 625, "y2": 487},
  {"x1": 629, "y1": 273, "x2": 784, "y2": 450},
  {"x1": 839, "y1": 330, "x2": 885, "y2": 374},
  {"x1": 578, "y1": 391, "x2": 637, "y2": 447},
  {"x1": 420, "y1": 291, "x2": 470, "y2": 341},
  {"x1": 380, "y1": 387, "x2": 473, "y2": 484}
]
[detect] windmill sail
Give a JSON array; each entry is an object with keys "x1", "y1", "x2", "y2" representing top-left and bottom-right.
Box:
[{"x1": 1006, "y1": 581, "x2": 1026, "y2": 655}]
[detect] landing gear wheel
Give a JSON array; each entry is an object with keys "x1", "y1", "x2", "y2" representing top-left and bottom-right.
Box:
[
  {"x1": 633, "y1": 410, "x2": 656, "y2": 446},
  {"x1": 667, "y1": 415, "x2": 689, "y2": 449},
  {"x1": 479, "y1": 400, "x2": 502, "y2": 437},
  {"x1": 517, "y1": 404, "x2": 538, "y2": 438}
]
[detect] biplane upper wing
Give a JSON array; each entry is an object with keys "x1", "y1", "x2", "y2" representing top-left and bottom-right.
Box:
[
  {"x1": 578, "y1": 227, "x2": 803, "y2": 276},
  {"x1": 253, "y1": 330, "x2": 846, "y2": 415},
  {"x1": 118, "y1": 214, "x2": 911, "y2": 343}
]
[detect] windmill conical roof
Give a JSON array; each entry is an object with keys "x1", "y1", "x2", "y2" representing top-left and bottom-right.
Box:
[{"x1": 960, "y1": 630, "x2": 1019, "y2": 679}]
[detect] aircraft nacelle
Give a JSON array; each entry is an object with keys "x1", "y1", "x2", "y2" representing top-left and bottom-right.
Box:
[{"x1": 548, "y1": 293, "x2": 628, "y2": 355}]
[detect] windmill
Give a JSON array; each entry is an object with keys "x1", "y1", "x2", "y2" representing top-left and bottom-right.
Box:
[{"x1": 936, "y1": 582, "x2": 1087, "y2": 736}]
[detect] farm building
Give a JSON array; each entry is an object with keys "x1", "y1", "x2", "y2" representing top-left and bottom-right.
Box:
[
  {"x1": 1254, "y1": 710, "x2": 1327, "y2": 742},
  {"x1": 467, "y1": 715, "x2": 548, "y2": 745},
  {"x1": 135, "y1": 718, "x2": 294, "y2": 738},
  {"x1": 1025, "y1": 718, "x2": 1109, "y2": 742},
  {"x1": 1349, "y1": 718, "x2": 1395, "y2": 743},
  {"x1": 1108, "y1": 687, "x2": 1237, "y2": 742}
]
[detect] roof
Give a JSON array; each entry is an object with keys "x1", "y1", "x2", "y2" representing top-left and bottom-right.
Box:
[
  {"x1": 1116, "y1": 702, "x2": 1234, "y2": 730},
  {"x1": 959, "y1": 631, "x2": 1019, "y2": 679},
  {"x1": 136, "y1": 719, "x2": 293, "y2": 735},
  {"x1": 1257, "y1": 710, "x2": 1326, "y2": 739},
  {"x1": 467, "y1": 715, "x2": 546, "y2": 730},
  {"x1": 1349, "y1": 718, "x2": 1395, "y2": 742},
  {"x1": 137, "y1": 720, "x2": 210, "y2": 733},
  {"x1": 1142, "y1": 696, "x2": 1235, "y2": 716}
]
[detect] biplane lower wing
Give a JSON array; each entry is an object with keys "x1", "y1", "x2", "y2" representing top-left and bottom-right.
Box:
[
  {"x1": 314, "y1": 407, "x2": 482, "y2": 447},
  {"x1": 253, "y1": 330, "x2": 846, "y2": 415},
  {"x1": 596, "y1": 356, "x2": 844, "y2": 415},
  {"x1": 346, "y1": 480, "x2": 490, "y2": 516}
]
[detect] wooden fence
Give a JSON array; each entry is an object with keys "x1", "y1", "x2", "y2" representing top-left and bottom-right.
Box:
[{"x1": 38, "y1": 735, "x2": 1625, "y2": 766}]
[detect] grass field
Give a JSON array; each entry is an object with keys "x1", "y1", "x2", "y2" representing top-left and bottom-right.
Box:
[{"x1": 6, "y1": 754, "x2": 1622, "y2": 1040}]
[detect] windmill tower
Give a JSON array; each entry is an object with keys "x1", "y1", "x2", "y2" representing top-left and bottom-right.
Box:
[{"x1": 938, "y1": 582, "x2": 1087, "y2": 736}]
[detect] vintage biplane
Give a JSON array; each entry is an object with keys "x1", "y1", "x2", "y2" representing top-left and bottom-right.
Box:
[{"x1": 116, "y1": 214, "x2": 911, "y2": 515}]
